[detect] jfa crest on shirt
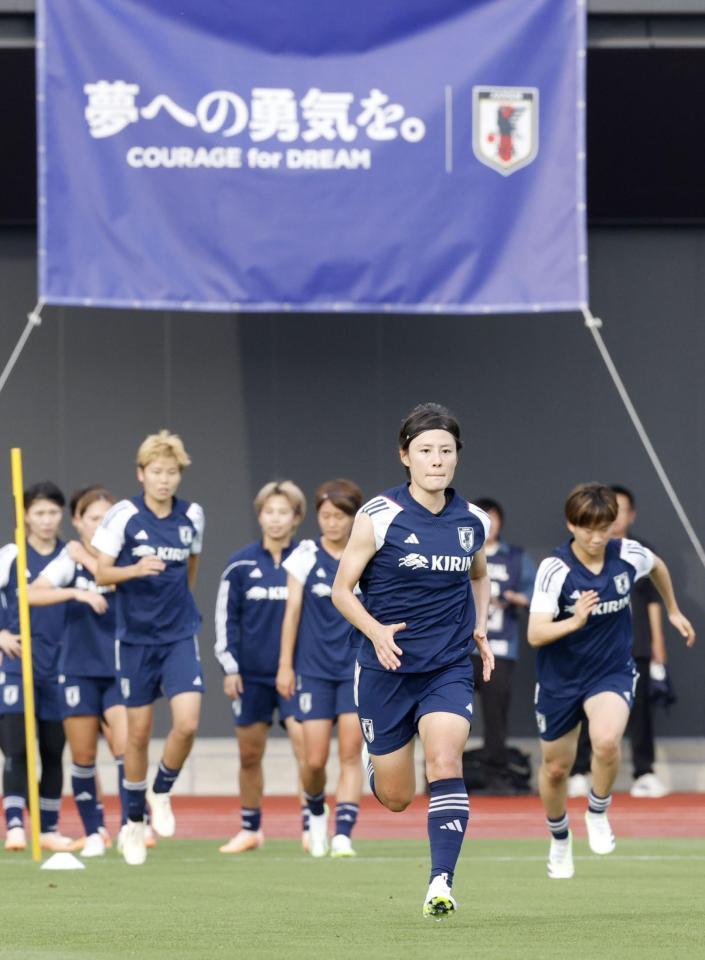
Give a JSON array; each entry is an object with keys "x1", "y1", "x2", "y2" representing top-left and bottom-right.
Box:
[
  {"x1": 356, "y1": 484, "x2": 490, "y2": 673},
  {"x1": 530, "y1": 538, "x2": 654, "y2": 695}
]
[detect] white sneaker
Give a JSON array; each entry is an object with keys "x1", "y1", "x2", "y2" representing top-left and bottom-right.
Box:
[
  {"x1": 4, "y1": 826, "x2": 26, "y2": 851},
  {"x1": 330, "y1": 834, "x2": 356, "y2": 858},
  {"x1": 584, "y1": 810, "x2": 616, "y2": 855},
  {"x1": 422, "y1": 873, "x2": 457, "y2": 920},
  {"x1": 630, "y1": 773, "x2": 668, "y2": 799},
  {"x1": 121, "y1": 820, "x2": 147, "y2": 866},
  {"x1": 567, "y1": 773, "x2": 590, "y2": 798},
  {"x1": 147, "y1": 788, "x2": 175, "y2": 838},
  {"x1": 308, "y1": 810, "x2": 329, "y2": 858},
  {"x1": 80, "y1": 832, "x2": 106, "y2": 858},
  {"x1": 547, "y1": 830, "x2": 574, "y2": 879}
]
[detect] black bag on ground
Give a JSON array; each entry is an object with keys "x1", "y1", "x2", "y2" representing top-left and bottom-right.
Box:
[{"x1": 461, "y1": 745, "x2": 532, "y2": 795}]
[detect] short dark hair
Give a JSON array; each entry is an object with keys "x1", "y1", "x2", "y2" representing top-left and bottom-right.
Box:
[
  {"x1": 398, "y1": 403, "x2": 462, "y2": 452},
  {"x1": 565, "y1": 482, "x2": 618, "y2": 528},
  {"x1": 24, "y1": 481, "x2": 65, "y2": 511},
  {"x1": 475, "y1": 498, "x2": 504, "y2": 525},
  {"x1": 315, "y1": 479, "x2": 363, "y2": 517},
  {"x1": 610, "y1": 484, "x2": 635, "y2": 509}
]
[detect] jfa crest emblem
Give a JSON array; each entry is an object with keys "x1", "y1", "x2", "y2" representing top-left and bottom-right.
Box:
[
  {"x1": 458, "y1": 527, "x2": 474, "y2": 553},
  {"x1": 473, "y1": 86, "x2": 539, "y2": 176},
  {"x1": 120, "y1": 677, "x2": 131, "y2": 700},
  {"x1": 361, "y1": 718, "x2": 375, "y2": 743},
  {"x1": 179, "y1": 525, "x2": 193, "y2": 546},
  {"x1": 3, "y1": 685, "x2": 18, "y2": 706},
  {"x1": 298, "y1": 692, "x2": 312, "y2": 715},
  {"x1": 613, "y1": 572, "x2": 630, "y2": 596},
  {"x1": 65, "y1": 685, "x2": 81, "y2": 708}
]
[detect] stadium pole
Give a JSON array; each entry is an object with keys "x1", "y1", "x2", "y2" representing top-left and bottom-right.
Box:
[{"x1": 11, "y1": 448, "x2": 42, "y2": 862}]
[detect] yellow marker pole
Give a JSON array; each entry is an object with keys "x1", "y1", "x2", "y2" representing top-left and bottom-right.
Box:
[{"x1": 10, "y1": 449, "x2": 41, "y2": 862}]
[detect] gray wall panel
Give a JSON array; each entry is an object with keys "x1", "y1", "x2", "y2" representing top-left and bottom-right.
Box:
[{"x1": 0, "y1": 226, "x2": 703, "y2": 741}]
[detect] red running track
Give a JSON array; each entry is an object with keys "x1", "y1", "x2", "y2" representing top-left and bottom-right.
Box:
[{"x1": 57, "y1": 793, "x2": 705, "y2": 841}]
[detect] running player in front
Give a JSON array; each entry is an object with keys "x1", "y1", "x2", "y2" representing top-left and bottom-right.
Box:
[
  {"x1": 332, "y1": 403, "x2": 493, "y2": 920},
  {"x1": 93, "y1": 431, "x2": 205, "y2": 866},
  {"x1": 528, "y1": 483, "x2": 695, "y2": 879}
]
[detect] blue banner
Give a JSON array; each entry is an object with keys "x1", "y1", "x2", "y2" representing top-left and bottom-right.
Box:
[{"x1": 38, "y1": 0, "x2": 587, "y2": 313}]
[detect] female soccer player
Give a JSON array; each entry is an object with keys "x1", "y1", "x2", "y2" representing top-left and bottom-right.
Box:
[
  {"x1": 332, "y1": 403, "x2": 493, "y2": 919},
  {"x1": 276, "y1": 479, "x2": 364, "y2": 859},
  {"x1": 215, "y1": 480, "x2": 308, "y2": 854},
  {"x1": 0, "y1": 482, "x2": 75, "y2": 852},
  {"x1": 93, "y1": 431, "x2": 205, "y2": 866},
  {"x1": 528, "y1": 482, "x2": 695, "y2": 879},
  {"x1": 28, "y1": 487, "x2": 129, "y2": 857}
]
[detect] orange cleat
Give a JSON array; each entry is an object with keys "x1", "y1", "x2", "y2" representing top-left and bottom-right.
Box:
[
  {"x1": 5, "y1": 827, "x2": 27, "y2": 851},
  {"x1": 219, "y1": 829, "x2": 264, "y2": 854}
]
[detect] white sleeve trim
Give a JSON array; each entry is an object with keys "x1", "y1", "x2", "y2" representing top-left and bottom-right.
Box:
[
  {"x1": 214, "y1": 578, "x2": 238, "y2": 674},
  {"x1": 358, "y1": 496, "x2": 403, "y2": 551},
  {"x1": 283, "y1": 539, "x2": 318, "y2": 584},
  {"x1": 0, "y1": 544, "x2": 18, "y2": 589},
  {"x1": 41, "y1": 548, "x2": 77, "y2": 589},
  {"x1": 186, "y1": 502, "x2": 205, "y2": 555},
  {"x1": 530, "y1": 557, "x2": 571, "y2": 617},
  {"x1": 620, "y1": 538, "x2": 655, "y2": 581},
  {"x1": 467, "y1": 502, "x2": 491, "y2": 542},
  {"x1": 91, "y1": 500, "x2": 138, "y2": 558}
]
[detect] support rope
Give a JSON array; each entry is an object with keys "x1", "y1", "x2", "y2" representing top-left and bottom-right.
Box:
[{"x1": 0, "y1": 301, "x2": 44, "y2": 398}]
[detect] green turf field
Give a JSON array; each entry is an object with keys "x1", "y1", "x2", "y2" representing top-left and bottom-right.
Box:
[{"x1": 1, "y1": 838, "x2": 703, "y2": 960}]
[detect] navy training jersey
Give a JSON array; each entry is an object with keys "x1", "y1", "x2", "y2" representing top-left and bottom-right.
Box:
[
  {"x1": 485, "y1": 541, "x2": 536, "y2": 661},
  {"x1": 283, "y1": 538, "x2": 356, "y2": 682},
  {"x1": 0, "y1": 540, "x2": 66, "y2": 679},
  {"x1": 530, "y1": 537, "x2": 655, "y2": 696},
  {"x1": 92, "y1": 495, "x2": 204, "y2": 645},
  {"x1": 41, "y1": 548, "x2": 117, "y2": 678},
  {"x1": 214, "y1": 540, "x2": 297, "y2": 683},
  {"x1": 355, "y1": 484, "x2": 490, "y2": 674}
]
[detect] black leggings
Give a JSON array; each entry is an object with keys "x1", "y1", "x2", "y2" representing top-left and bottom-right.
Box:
[{"x1": 0, "y1": 714, "x2": 65, "y2": 800}]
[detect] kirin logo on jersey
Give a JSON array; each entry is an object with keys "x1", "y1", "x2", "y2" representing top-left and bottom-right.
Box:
[
  {"x1": 457, "y1": 527, "x2": 474, "y2": 553},
  {"x1": 132, "y1": 544, "x2": 157, "y2": 558},
  {"x1": 361, "y1": 718, "x2": 375, "y2": 743},
  {"x1": 613, "y1": 572, "x2": 630, "y2": 596},
  {"x1": 179, "y1": 526, "x2": 193, "y2": 546},
  {"x1": 398, "y1": 553, "x2": 429, "y2": 569},
  {"x1": 472, "y1": 85, "x2": 539, "y2": 176},
  {"x1": 245, "y1": 586, "x2": 268, "y2": 601}
]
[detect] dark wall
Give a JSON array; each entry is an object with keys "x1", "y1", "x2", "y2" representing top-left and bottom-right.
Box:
[{"x1": 0, "y1": 225, "x2": 703, "y2": 738}]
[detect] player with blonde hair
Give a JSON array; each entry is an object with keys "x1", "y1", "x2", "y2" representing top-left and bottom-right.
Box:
[{"x1": 93, "y1": 430, "x2": 205, "y2": 865}]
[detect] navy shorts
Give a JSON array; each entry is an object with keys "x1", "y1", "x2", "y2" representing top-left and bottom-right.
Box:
[
  {"x1": 0, "y1": 670, "x2": 63, "y2": 722},
  {"x1": 354, "y1": 659, "x2": 474, "y2": 755},
  {"x1": 294, "y1": 673, "x2": 356, "y2": 722},
  {"x1": 117, "y1": 637, "x2": 205, "y2": 707},
  {"x1": 534, "y1": 665, "x2": 639, "y2": 741},
  {"x1": 59, "y1": 674, "x2": 123, "y2": 719},
  {"x1": 232, "y1": 680, "x2": 297, "y2": 728}
]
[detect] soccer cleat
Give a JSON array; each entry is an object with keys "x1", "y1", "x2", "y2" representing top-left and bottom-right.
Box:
[
  {"x1": 584, "y1": 811, "x2": 616, "y2": 855},
  {"x1": 40, "y1": 832, "x2": 78, "y2": 852},
  {"x1": 98, "y1": 826, "x2": 112, "y2": 849},
  {"x1": 547, "y1": 830, "x2": 574, "y2": 879},
  {"x1": 147, "y1": 788, "x2": 175, "y2": 838},
  {"x1": 630, "y1": 773, "x2": 668, "y2": 799},
  {"x1": 308, "y1": 810, "x2": 329, "y2": 858},
  {"x1": 567, "y1": 773, "x2": 590, "y2": 798},
  {"x1": 330, "y1": 834, "x2": 356, "y2": 858},
  {"x1": 121, "y1": 820, "x2": 147, "y2": 866},
  {"x1": 218, "y1": 829, "x2": 264, "y2": 854},
  {"x1": 301, "y1": 830, "x2": 310, "y2": 853},
  {"x1": 80, "y1": 832, "x2": 106, "y2": 858},
  {"x1": 422, "y1": 874, "x2": 457, "y2": 920},
  {"x1": 144, "y1": 822, "x2": 157, "y2": 848},
  {"x1": 4, "y1": 827, "x2": 26, "y2": 851}
]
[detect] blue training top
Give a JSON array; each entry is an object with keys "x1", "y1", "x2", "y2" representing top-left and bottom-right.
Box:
[
  {"x1": 283, "y1": 538, "x2": 357, "y2": 682},
  {"x1": 41, "y1": 548, "x2": 117, "y2": 678},
  {"x1": 92, "y1": 494, "x2": 204, "y2": 645},
  {"x1": 355, "y1": 484, "x2": 490, "y2": 674},
  {"x1": 0, "y1": 541, "x2": 66, "y2": 679},
  {"x1": 214, "y1": 539, "x2": 297, "y2": 684},
  {"x1": 530, "y1": 537, "x2": 655, "y2": 697}
]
